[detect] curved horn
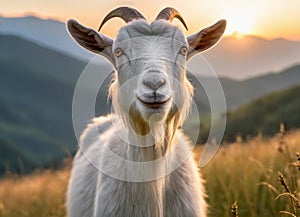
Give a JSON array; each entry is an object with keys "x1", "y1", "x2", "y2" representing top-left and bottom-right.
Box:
[
  {"x1": 98, "y1": 7, "x2": 145, "y2": 31},
  {"x1": 155, "y1": 7, "x2": 188, "y2": 30}
]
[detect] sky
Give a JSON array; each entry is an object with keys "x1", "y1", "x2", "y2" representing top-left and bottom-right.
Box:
[{"x1": 1, "y1": 0, "x2": 300, "y2": 40}]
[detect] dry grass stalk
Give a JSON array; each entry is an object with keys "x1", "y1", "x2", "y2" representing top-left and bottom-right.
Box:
[
  {"x1": 294, "y1": 152, "x2": 300, "y2": 171},
  {"x1": 231, "y1": 201, "x2": 238, "y2": 217},
  {"x1": 263, "y1": 124, "x2": 300, "y2": 216},
  {"x1": 278, "y1": 172, "x2": 291, "y2": 193},
  {"x1": 279, "y1": 211, "x2": 297, "y2": 217}
]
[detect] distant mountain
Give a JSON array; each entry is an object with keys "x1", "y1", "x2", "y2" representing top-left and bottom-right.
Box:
[
  {"x1": 1, "y1": 16, "x2": 300, "y2": 79},
  {"x1": 0, "y1": 16, "x2": 94, "y2": 61},
  {"x1": 223, "y1": 84, "x2": 300, "y2": 142},
  {"x1": 203, "y1": 35, "x2": 300, "y2": 79},
  {"x1": 188, "y1": 64, "x2": 300, "y2": 112},
  {"x1": 219, "y1": 64, "x2": 300, "y2": 109}
]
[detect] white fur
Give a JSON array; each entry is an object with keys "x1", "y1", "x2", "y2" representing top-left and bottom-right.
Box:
[{"x1": 67, "y1": 19, "x2": 207, "y2": 217}]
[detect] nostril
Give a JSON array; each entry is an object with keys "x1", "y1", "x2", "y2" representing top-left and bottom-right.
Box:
[
  {"x1": 143, "y1": 79, "x2": 166, "y2": 90},
  {"x1": 156, "y1": 79, "x2": 165, "y2": 88}
]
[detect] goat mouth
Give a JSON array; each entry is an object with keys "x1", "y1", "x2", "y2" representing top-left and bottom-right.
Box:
[{"x1": 137, "y1": 93, "x2": 171, "y2": 109}]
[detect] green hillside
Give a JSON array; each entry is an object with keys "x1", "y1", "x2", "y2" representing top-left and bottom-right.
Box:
[
  {"x1": 0, "y1": 35, "x2": 110, "y2": 174},
  {"x1": 223, "y1": 84, "x2": 300, "y2": 141}
]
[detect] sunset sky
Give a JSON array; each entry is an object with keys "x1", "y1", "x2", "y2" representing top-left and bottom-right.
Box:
[{"x1": 1, "y1": 0, "x2": 300, "y2": 40}]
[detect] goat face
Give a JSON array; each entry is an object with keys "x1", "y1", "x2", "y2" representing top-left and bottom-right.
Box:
[
  {"x1": 67, "y1": 7, "x2": 226, "y2": 127},
  {"x1": 111, "y1": 20, "x2": 192, "y2": 123}
]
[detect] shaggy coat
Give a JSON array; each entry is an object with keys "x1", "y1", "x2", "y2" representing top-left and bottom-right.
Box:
[{"x1": 67, "y1": 115, "x2": 207, "y2": 217}]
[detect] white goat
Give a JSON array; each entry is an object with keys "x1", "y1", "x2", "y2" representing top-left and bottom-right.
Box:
[{"x1": 67, "y1": 7, "x2": 226, "y2": 217}]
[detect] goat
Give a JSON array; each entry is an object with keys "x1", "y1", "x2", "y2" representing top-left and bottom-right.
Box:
[{"x1": 67, "y1": 7, "x2": 226, "y2": 217}]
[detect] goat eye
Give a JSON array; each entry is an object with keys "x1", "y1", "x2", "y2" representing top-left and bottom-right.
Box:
[
  {"x1": 114, "y1": 48, "x2": 123, "y2": 57},
  {"x1": 180, "y1": 47, "x2": 188, "y2": 56}
]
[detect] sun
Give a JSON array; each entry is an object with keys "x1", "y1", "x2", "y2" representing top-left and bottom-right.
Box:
[
  {"x1": 232, "y1": 31, "x2": 245, "y2": 39},
  {"x1": 224, "y1": 7, "x2": 256, "y2": 37}
]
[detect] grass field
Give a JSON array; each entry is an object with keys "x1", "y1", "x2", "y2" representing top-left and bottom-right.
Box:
[
  {"x1": 201, "y1": 127, "x2": 300, "y2": 217},
  {"x1": 0, "y1": 129, "x2": 299, "y2": 217}
]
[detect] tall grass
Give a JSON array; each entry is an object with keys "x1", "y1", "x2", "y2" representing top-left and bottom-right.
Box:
[
  {"x1": 0, "y1": 169, "x2": 69, "y2": 217},
  {"x1": 0, "y1": 130, "x2": 299, "y2": 217},
  {"x1": 198, "y1": 128, "x2": 300, "y2": 217}
]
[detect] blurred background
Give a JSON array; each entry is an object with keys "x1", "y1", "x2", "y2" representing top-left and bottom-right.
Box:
[{"x1": 0, "y1": 0, "x2": 299, "y2": 174}]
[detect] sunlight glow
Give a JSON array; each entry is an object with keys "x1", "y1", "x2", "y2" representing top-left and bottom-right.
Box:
[
  {"x1": 232, "y1": 31, "x2": 245, "y2": 39},
  {"x1": 1, "y1": 0, "x2": 300, "y2": 40},
  {"x1": 224, "y1": 7, "x2": 256, "y2": 35}
]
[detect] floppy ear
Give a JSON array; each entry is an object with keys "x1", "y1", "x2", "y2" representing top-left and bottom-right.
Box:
[
  {"x1": 67, "y1": 19, "x2": 115, "y2": 65},
  {"x1": 187, "y1": 19, "x2": 226, "y2": 60}
]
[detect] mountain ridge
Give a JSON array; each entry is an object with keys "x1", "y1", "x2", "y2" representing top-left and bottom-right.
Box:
[{"x1": 1, "y1": 15, "x2": 300, "y2": 79}]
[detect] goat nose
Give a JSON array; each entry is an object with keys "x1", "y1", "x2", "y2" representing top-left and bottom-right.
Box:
[{"x1": 143, "y1": 79, "x2": 166, "y2": 91}]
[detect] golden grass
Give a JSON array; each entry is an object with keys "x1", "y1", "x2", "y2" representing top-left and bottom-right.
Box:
[
  {"x1": 0, "y1": 169, "x2": 69, "y2": 217},
  {"x1": 197, "y1": 129, "x2": 300, "y2": 217},
  {"x1": 0, "y1": 129, "x2": 299, "y2": 217}
]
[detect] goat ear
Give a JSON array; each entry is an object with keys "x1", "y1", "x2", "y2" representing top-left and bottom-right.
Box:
[
  {"x1": 67, "y1": 19, "x2": 115, "y2": 65},
  {"x1": 187, "y1": 19, "x2": 226, "y2": 60}
]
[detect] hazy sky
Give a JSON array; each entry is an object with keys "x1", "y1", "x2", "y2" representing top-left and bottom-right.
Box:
[{"x1": 1, "y1": 0, "x2": 300, "y2": 40}]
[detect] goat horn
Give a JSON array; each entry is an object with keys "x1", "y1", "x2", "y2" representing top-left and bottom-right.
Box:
[
  {"x1": 155, "y1": 7, "x2": 188, "y2": 30},
  {"x1": 98, "y1": 7, "x2": 145, "y2": 31}
]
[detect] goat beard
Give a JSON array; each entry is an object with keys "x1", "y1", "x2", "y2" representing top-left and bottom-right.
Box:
[
  {"x1": 111, "y1": 90, "x2": 188, "y2": 161},
  {"x1": 125, "y1": 103, "x2": 182, "y2": 161}
]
